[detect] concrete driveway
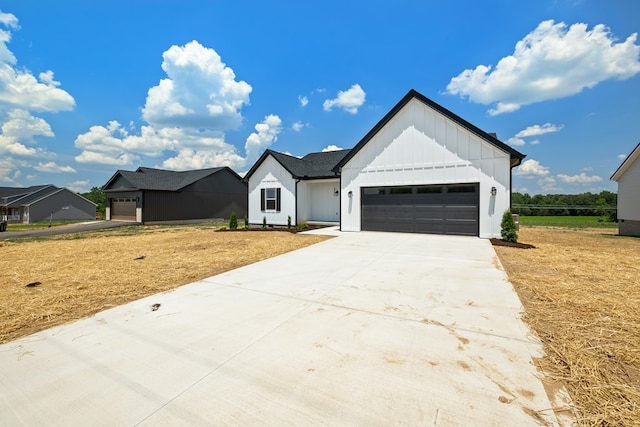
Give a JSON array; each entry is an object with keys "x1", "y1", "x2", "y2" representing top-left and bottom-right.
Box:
[{"x1": 0, "y1": 229, "x2": 562, "y2": 426}]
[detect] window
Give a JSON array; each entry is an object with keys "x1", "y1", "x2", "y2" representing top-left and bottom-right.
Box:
[
  {"x1": 389, "y1": 187, "x2": 412, "y2": 195},
  {"x1": 261, "y1": 188, "x2": 281, "y2": 212}
]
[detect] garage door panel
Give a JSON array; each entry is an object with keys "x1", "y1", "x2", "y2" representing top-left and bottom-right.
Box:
[
  {"x1": 111, "y1": 199, "x2": 136, "y2": 221},
  {"x1": 361, "y1": 184, "x2": 478, "y2": 236}
]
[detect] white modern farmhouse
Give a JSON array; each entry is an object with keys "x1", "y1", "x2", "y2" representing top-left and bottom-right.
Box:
[
  {"x1": 611, "y1": 142, "x2": 640, "y2": 236},
  {"x1": 245, "y1": 89, "x2": 525, "y2": 238}
]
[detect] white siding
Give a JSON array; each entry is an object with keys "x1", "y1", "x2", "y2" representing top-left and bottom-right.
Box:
[
  {"x1": 247, "y1": 156, "x2": 296, "y2": 226},
  {"x1": 618, "y1": 155, "x2": 640, "y2": 221},
  {"x1": 340, "y1": 98, "x2": 512, "y2": 238},
  {"x1": 298, "y1": 179, "x2": 340, "y2": 222}
]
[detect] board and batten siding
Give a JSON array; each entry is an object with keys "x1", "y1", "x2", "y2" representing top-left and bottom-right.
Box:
[
  {"x1": 616, "y1": 151, "x2": 640, "y2": 236},
  {"x1": 297, "y1": 179, "x2": 340, "y2": 223},
  {"x1": 617, "y1": 153, "x2": 640, "y2": 222},
  {"x1": 340, "y1": 98, "x2": 512, "y2": 238},
  {"x1": 247, "y1": 155, "x2": 296, "y2": 226}
]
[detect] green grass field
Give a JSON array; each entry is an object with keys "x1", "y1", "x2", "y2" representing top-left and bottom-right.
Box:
[{"x1": 518, "y1": 215, "x2": 617, "y2": 228}]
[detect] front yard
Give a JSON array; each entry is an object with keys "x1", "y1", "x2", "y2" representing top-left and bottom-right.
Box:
[
  {"x1": 495, "y1": 227, "x2": 640, "y2": 426},
  {"x1": 2, "y1": 223, "x2": 639, "y2": 425},
  {"x1": 0, "y1": 225, "x2": 330, "y2": 344}
]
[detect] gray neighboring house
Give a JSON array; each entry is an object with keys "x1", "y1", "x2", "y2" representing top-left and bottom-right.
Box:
[
  {"x1": 102, "y1": 166, "x2": 247, "y2": 223},
  {"x1": 611, "y1": 142, "x2": 640, "y2": 236},
  {"x1": 0, "y1": 185, "x2": 96, "y2": 224}
]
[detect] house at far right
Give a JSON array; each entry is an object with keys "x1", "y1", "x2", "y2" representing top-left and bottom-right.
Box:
[{"x1": 611, "y1": 142, "x2": 640, "y2": 236}]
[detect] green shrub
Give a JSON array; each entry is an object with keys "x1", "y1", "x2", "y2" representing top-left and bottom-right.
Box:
[
  {"x1": 244, "y1": 215, "x2": 248, "y2": 227},
  {"x1": 501, "y1": 210, "x2": 518, "y2": 242},
  {"x1": 287, "y1": 215, "x2": 291, "y2": 229},
  {"x1": 296, "y1": 221, "x2": 309, "y2": 231},
  {"x1": 229, "y1": 212, "x2": 238, "y2": 230},
  {"x1": 262, "y1": 216, "x2": 267, "y2": 230}
]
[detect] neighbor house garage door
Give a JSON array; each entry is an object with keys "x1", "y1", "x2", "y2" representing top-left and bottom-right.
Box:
[
  {"x1": 361, "y1": 183, "x2": 479, "y2": 236},
  {"x1": 111, "y1": 198, "x2": 137, "y2": 221}
]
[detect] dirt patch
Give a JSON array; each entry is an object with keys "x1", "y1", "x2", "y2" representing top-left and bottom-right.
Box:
[
  {"x1": 494, "y1": 227, "x2": 640, "y2": 426},
  {"x1": 0, "y1": 225, "x2": 330, "y2": 344},
  {"x1": 490, "y1": 238, "x2": 536, "y2": 249}
]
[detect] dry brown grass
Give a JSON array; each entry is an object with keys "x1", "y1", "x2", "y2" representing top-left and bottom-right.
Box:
[
  {"x1": 494, "y1": 226, "x2": 640, "y2": 426},
  {"x1": 0, "y1": 225, "x2": 330, "y2": 344}
]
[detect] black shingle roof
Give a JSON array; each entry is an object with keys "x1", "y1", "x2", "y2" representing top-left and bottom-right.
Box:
[
  {"x1": 245, "y1": 149, "x2": 351, "y2": 181},
  {"x1": 102, "y1": 166, "x2": 238, "y2": 191}
]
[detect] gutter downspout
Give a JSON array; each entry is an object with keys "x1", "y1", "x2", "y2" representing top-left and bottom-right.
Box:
[{"x1": 295, "y1": 178, "x2": 300, "y2": 226}]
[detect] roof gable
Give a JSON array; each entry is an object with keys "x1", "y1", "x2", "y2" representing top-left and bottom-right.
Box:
[
  {"x1": 102, "y1": 166, "x2": 236, "y2": 191},
  {"x1": 611, "y1": 142, "x2": 640, "y2": 181},
  {"x1": 333, "y1": 89, "x2": 526, "y2": 172}
]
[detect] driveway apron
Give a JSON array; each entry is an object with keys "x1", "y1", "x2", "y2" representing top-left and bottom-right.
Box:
[{"x1": 0, "y1": 230, "x2": 562, "y2": 426}]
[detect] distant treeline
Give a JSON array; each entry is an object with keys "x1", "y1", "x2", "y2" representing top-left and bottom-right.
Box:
[
  {"x1": 82, "y1": 187, "x2": 106, "y2": 214},
  {"x1": 512, "y1": 191, "x2": 617, "y2": 220}
]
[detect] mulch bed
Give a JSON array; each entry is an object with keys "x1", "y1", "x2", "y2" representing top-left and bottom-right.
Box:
[{"x1": 490, "y1": 238, "x2": 536, "y2": 249}]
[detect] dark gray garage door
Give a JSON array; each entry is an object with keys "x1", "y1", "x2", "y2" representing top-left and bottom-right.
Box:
[
  {"x1": 361, "y1": 183, "x2": 479, "y2": 236},
  {"x1": 111, "y1": 198, "x2": 137, "y2": 221}
]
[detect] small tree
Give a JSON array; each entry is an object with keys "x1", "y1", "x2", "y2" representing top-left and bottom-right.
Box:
[
  {"x1": 262, "y1": 216, "x2": 267, "y2": 230},
  {"x1": 244, "y1": 215, "x2": 249, "y2": 228},
  {"x1": 287, "y1": 215, "x2": 291, "y2": 229},
  {"x1": 229, "y1": 212, "x2": 238, "y2": 230},
  {"x1": 501, "y1": 210, "x2": 518, "y2": 243}
]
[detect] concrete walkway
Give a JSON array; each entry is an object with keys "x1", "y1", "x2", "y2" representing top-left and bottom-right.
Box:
[{"x1": 0, "y1": 230, "x2": 561, "y2": 426}]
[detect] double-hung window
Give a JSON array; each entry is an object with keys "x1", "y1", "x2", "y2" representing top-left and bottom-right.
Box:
[{"x1": 261, "y1": 188, "x2": 281, "y2": 212}]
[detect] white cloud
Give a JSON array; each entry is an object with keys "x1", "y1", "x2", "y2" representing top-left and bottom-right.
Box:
[
  {"x1": 515, "y1": 123, "x2": 564, "y2": 138},
  {"x1": 556, "y1": 173, "x2": 603, "y2": 184},
  {"x1": 530, "y1": 139, "x2": 541, "y2": 145},
  {"x1": 162, "y1": 147, "x2": 245, "y2": 170},
  {"x1": 0, "y1": 12, "x2": 18, "y2": 29},
  {"x1": 34, "y1": 161, "x2": 76, "y2": 173},
  {"x1": 67, "y1": 180, "x2": 90, "y2": 193},
  {"x1": 618, "y1": 153, "x2": 627, "y2": 160},
  {"x1": 244, "y1": 114, "x2": 282, "y2": 166},
  {"x1": 142, "y1": 40, "x2": 251, "y2": 130},
  {"x1": 0, "y1": 16, "x2": 73, "y2": 165},
  {"x1": 0, "y1": 109, "x2": 55, "y2": 156},
  {"x1": 446, "y1": 20, "x2": 640, "y2": 115},
  {"x1": 322, "y1": 144, "x2": 344, "y2": 152},
  {"x1": 323, "y1": 84, "x2": 366, "y2": 114},
  {"x1": 515, "y1": 159, "x2": 550, "y2": 177},
  {"x1": 298, "y1": 95, "x2": 308, "y2": 107},
  {"x1": 291, "y1": 121, "x2": 304, "y2": 132},
  {"x1": 538, "y1": 176, "x2": 558, "y2": 192},
  {"x1": 76, "y1": 41, "x2": 261, "y2": 170}
]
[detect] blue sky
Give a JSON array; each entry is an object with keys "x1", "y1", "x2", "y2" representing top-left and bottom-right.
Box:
[{"x1": 1, "y1": 0, "x2": 639, "y2": 194}]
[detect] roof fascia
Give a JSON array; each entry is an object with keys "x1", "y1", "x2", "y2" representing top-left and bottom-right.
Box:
[{"x1": 611, "y1": 142, "x2": 640, "y2": 181}]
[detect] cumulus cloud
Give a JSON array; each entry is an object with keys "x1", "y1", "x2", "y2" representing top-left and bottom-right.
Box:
[
  {"x1": 556, "y1": 173, "x2": 602, "y2": 184},
  {"x1": 298, "y1": 95, "x2": 308, "y2": 107},
  {"x1": 291, "y1": 121, "x2": 305, "y2": 132},
  {"x1": 446, "y1": 20, "x2": 640, "y2": 115},
  {"x1": 75, "y1": 41, "x2": 277, "y2": 170},
  {"x1": 538, "y1": 176, "x2": 558, "y2": 192},
  {"x1": 322, "y1": 144, "x2": 344, "y2": 152},
  {"x1": 618, "y1": 153, "x2": 627, "y2": 160},
  {"x1": 515, "y1": 123, "x2": 564, "y2": 138},
  {"x1": 244, "y1": 114, "x2": 282, "y2": 165},
  {"x1": 67, "y1": 179, "x2": 90, "y2": 193},
  {"x1": 162, "y1": 147, "x2": 245, "y2": 170},
  {"x1": 515, "y1": 159, "x2": 550, "y2": 177},
  {"x1": 323, "y1": 84, "x2": 366, "y2": 114},
  {"x1": 34, "y1": 161, "x2": 76, "y2": 173},
  {"x1": 142, "y1": 40, "x2": 251, "y2": 130},
  {"x1": 0, "y1": 14, "x2": 74, "y2": 164}
]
